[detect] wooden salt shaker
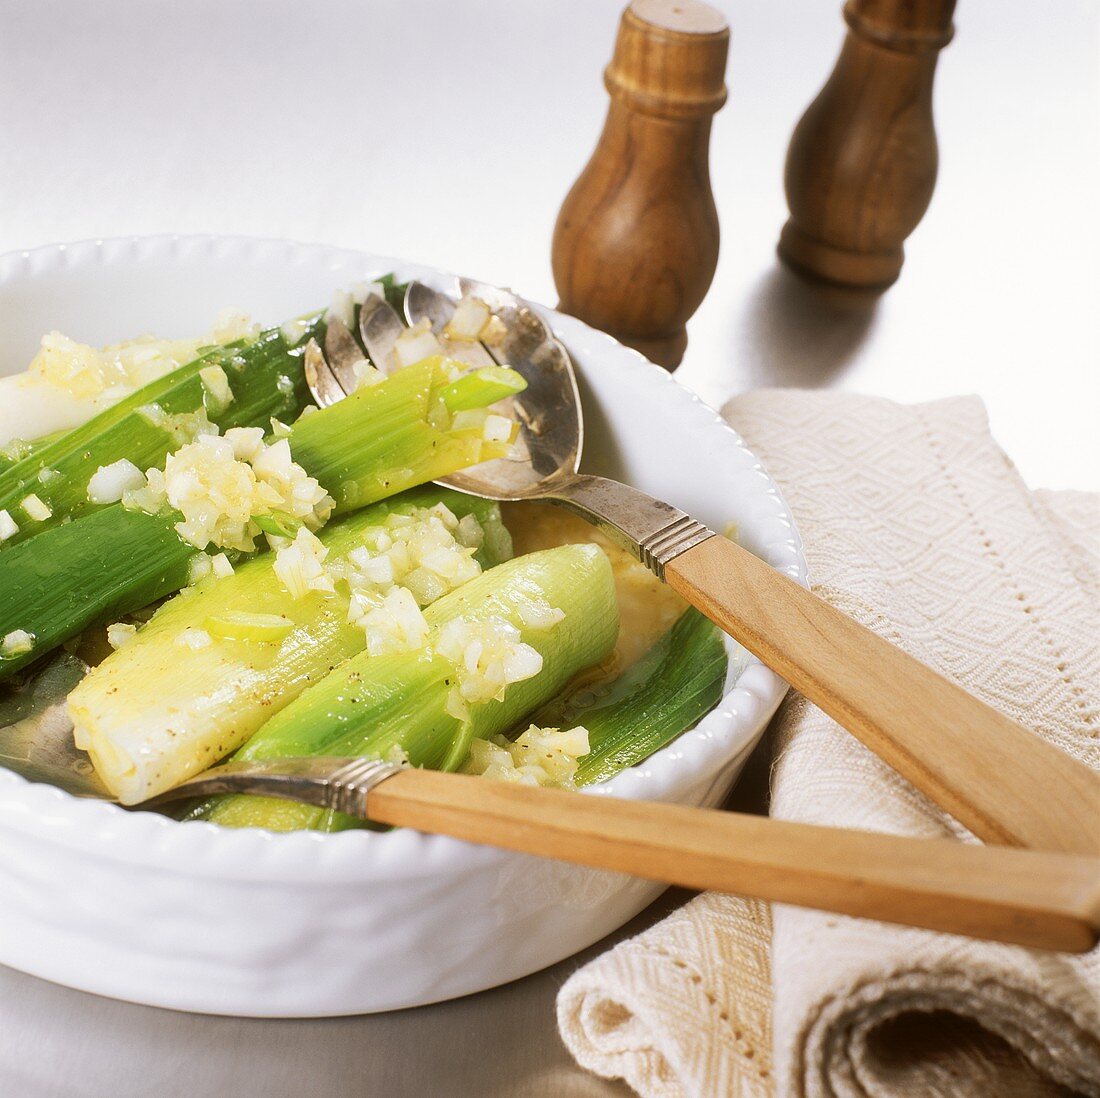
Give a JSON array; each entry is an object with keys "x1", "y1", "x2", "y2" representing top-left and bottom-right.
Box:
[
  {"x1": 779, "y1": 0, "x2": 956, "y2": 289},
  {"x1": 552, "y1": 0, "x2": 729, "y2": 369}
]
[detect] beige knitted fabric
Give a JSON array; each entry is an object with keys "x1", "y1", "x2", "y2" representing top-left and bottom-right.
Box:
[{"x1": 557, "y1": 392, "x2": 1100, "y2": 1098}]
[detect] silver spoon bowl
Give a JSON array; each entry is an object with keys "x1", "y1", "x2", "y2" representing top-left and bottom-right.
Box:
[{"x1": 322, "y1": 280, "x2": 715, "y2": 575}]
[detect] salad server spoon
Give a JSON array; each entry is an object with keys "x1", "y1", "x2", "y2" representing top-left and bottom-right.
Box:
[
  {"x1": 139, "y1": 755, "x2": 1100, "y2": 954},
  {"x1": 314, "y1": 281, "x2": 1100, "y2": 859}
]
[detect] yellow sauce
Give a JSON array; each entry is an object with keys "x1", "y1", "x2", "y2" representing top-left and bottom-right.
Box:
[{"x1": 502, "y1": 501, "x2": 686, "y2": 684}]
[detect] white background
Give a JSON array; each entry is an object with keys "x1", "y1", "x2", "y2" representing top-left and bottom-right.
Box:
[{"x1": 1, "y1": 0, "x2": 1096, "y2": 489}]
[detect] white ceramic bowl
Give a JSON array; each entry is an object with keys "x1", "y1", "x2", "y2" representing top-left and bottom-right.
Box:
[{"x1": 0, "y1": 236, "x2": 805, "y2": 1016}]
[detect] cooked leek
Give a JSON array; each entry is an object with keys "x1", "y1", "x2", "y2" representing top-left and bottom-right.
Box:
[
  {"x1": 0, "y1": 357, "x2": 524, "y2": 680},
  {"x1": 66, "y1": 487, "x2": 512, "y2": 803},
  {"x1": 0, "y1": 321, "x2": 320, "y2": 545},
  {"x1": 193, "y1": 542, "x2": 618, "y2": 831},
  {"x1": 537, "y1": 608, "x2": 730, "y2": 787}
]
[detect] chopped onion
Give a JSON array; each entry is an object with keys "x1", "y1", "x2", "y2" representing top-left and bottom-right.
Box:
[
  {"x1": 450, "y1": 409, "x2": 488, "y2": 433},
  {"x1": 130, "y1": 431, "x2": 332, "y2": 554},
  {"x1": 21, "y1": 493, "x2": 52, "y2": 521},
  {"x1": 515, "y1": 595, "x2": 565, "y2": 630},
  {"x1": 393, "y1": 319, "x2": 443, "y2": 369},
  {"x1": 462, "y1": 725, "x2": 591, "y2": 787},
  {"x1": 210, "y1": 552, "x2": 234, "y2": 579},
  {"x1": 435, "y1": 615, "x2": 543, "y2": 710},
  {"x1": 455, "y1": 513, "x2": 484, "y2": 549},
  {"x1": 135, "y1": 402, "x2": 218, "y2": 447},
  {"x1": 357, "y1": 586, "x2": 430, "y2": 656},
  {"x1": 482, "y1": 414, "x2": 513, "y2": 443},
  {"x1": 480, "y1": 315, "x2": 508, "y2": 347},
  {"x1": 188, "y1": 553, "x2": 213, "y2": 585},
  {"x1": 0, "y1": 509, "x2": 19, "y2": 541},
  {"x1": 86, "y1": 459, "x2": 146, "y2": 505},
  {"x1": 177, "y1": 628, "x2": 212, "y2": 650},
  {"x1": 352, "y1": 280, "x2": 386, "y2": 305},
  {"x1": 280, "y1": 319, "x2": 311, "y2": 346},
  {"x1": 19, "y1": 314, "x2": 255, "y2": 408},
  {"x1": 0, "y1": 629, "x2": 35, "y2": 658},
  {"x1": 326, "y1": 289, "x2": 355, "y2": 329},
  {"x1": 224, "y1": 426, "x2": 265, "y2": 462},
  {"x1": 106, "y1": 622, "x2": 138, "y2": 650},
  {"x1": 443, "y1": 296, "x2": 491, "y2": 342},
  {"x1": 0, "y1": 439, "x2": 33, "y2": 464},
  {"x1": 353, "y1": 360, "x2": 385, "y2": 390},
  {"x1": 209, "y1": 309, "x2": 259, "y2": 344},
  {"x1": 274, "y1": 527, "x2": 335, "y2": 600},
  {"x1": 199, "y1": 364, "x2": 234, "y2": 412},
  {"x1": 342, "y1": 504, "x2": 481, "y2": 612}
]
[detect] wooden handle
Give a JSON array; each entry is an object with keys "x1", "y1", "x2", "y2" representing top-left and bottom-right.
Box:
[
  {"x1": 369, "y1": 769, "x2": 1100, "y2": 953},
  {"x1": 664, "y1": 536, "x2": 1100, "y2": 856}
]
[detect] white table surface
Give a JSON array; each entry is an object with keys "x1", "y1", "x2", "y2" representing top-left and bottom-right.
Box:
[{"x1": 0, "y1": 1, "x2": 1096, "y2": 1095}]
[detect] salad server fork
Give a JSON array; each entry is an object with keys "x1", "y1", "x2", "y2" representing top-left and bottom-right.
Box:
[
  {"x1": 309, "y1": 280, "x2": 1100, "y2": 859},
  {"x1": 3, "y1": 660, "x2": 1094, "y2": 953},
  {"x1": 141, "y1": 755, "x2": 1100, "y2": 954}
]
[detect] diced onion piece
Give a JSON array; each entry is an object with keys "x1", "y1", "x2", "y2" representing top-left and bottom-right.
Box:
[
  {"x1": 443, "y1": 296, "x2": 492, "y2": 342},
  {"x1": 199, "y1": 364, "x2": 234, "y2": 412},
  {"x1": 87, "y1": 459, "x2": 146, "y2": 505},
  {"x1": 435, "y1": 615, "x2": 543, "y2": 708},
  {"x1": 342, "y1": 503, "x2": 482, "y2": 617},
  {"x1": 210, "y1": 552, "x2": 234, "y2": 578},
  {"x1": 20, "y1": 313, "x2": 255, "y2": 407},
  {"x1": 0, "y1": 439, "x2": 33, "y2": 464},
  {"x1": 455, "y1": 513, "x2": 484, "y2": 550},
  {"x1": 106, "y1": 622, "x2": 138, "y2": 650},
  {"x1": 353, "y1": 360, "x2": 385, "y2": 390},
  {"x1": 480, "y1": 315, "x2": 508, "y2": 347},
  {"x1": 383, "y1": 744, "x2": 411, "y2": 767},
  {"x1": 516, "y1": 595, "x2": 565, "y2": 630},
  {"x1": 188, "y1": 552, "x2": 213, "y2": 586},
  {"x1": 140, "y1": 431, "x2": 332, "y2": 554},
  {"x1": 274, "y1": 527, "x2": 335, "y2": 599},
  {"x1": 0, "y1": 509, "x2": 19, "y2": 541},
  {"x1": 0, "y1": 629, "x2": 35, "y2": 658},
  {"x1": 462, "y1": 725, "x2": 591, "y2": 787},
  {"x1": 177, "y1": 628, "x2": 212, "y2": 650},
  {"x1": 358, "y1": 586, "x2": 430, "y2": 656},
  {"x1": 224, "y1": 426, "x2": 265, "y2": 462},
  {"x1": 450, "y1": 409, "x2": 488, "y2": 433},
  {"x1": 135, "y1": 403, "x2": 218, "y2": 447},
  {"x1": 482, "y1": 414, "x2": 513, "y2": 442},
  {"x1": 21, "y1": 493, "x2": 51, "y2": 521},
  {"x1": 403, "y1": 567, "x2": 449, "y2": 606},
  {"x1": 352, "y1": 280, "x2": 386, "y2": 305},
  {"x1": 280, "y1": 318, "x2": 311, "y2": 346},
  {"x1": 209, "y1": 308, "x2": 259, "y2": 344},
  {"x1": 393, "y1": 319, "x2": 443, "y2": 368},
  {"x1": 205, "y1": 612, "x2": 294, "y2": 643},
  {"x1": 326, "y1": 289, "x2": 355, "y2": 329}
]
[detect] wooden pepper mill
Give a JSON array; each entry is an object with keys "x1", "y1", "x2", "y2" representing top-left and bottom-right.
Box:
[
  {"x1": 552, "y1": 0, "x2": 729, "y2": 369},
  {"x1": 779, "y1": 0, "x2": 956, "y2": 289}
]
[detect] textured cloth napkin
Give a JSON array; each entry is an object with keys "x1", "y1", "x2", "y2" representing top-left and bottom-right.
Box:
[{"x1": 557, "y1": 391, "x2": 1100, "y2": 1098}]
